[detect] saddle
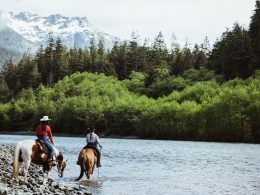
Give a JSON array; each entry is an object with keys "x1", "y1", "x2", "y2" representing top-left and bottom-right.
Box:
[
  {"x1": 83, "y1": 144, "x2": 98, "y2": 157},
  {"x1": 35, "y1": 139, "x2": 49, "y2": 154}
]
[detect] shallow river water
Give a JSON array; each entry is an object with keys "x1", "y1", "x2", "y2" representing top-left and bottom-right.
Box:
[{"x1": 0, "y1": 134, "x2": 260, "y2": 195}]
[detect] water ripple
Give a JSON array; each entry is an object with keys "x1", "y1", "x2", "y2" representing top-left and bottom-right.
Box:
[{"x1": 1, "y1": 135, "x2": 260, "y2": 195}]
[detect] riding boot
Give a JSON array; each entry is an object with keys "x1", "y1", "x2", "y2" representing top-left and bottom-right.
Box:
[
  {"x1": 48, "y1": 155, "x2": 56, "y2": 166},
  {"x1": 96, "y1": 156, "x2": 101, "y2": 168}
]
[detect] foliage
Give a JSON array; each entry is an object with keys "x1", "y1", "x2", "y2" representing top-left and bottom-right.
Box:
[
  {"x1": 0, "y1": 71, "x2": 258, "y2": 143},
  {"x1": 0, "y1": 1, "x2": 260, "y2": 143},
  {"x1": 208, "y1": 23, "x2": 251, "y2": 79}
]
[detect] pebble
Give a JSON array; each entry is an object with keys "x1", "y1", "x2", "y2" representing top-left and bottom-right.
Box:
[{"x1": 0, "y1": 144, "x2": 91, "y2": 195}]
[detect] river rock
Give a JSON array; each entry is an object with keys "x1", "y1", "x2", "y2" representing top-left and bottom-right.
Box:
[{"x1": 0, "y1": 144, "x2": 92, "y2": 195}]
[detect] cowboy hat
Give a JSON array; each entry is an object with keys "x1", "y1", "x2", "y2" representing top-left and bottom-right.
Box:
[
  {"x1": 40, "y1": 116, "x2": 51, "y2": 121},
  {"x1": 88, "y1": 126, "x2": 96, "y2": 131}
]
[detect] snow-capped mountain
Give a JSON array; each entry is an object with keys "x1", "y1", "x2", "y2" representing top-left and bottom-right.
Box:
[
  {"x1": 0, "y1": 11, "x2": 118, "y2": 68},
  {"x1": 1, "y1": 11, "x2": 118, "y2": 49}
]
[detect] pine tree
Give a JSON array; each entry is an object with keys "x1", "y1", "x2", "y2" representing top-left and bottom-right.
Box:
[
  {"x1": 89, "y1": 38, "x2": 98, "y2": 72},
  {"x1": 0, "y1": 75, "x2": 11, "y2": 102},
  {"x1": 43, "y1": 33, "x2": 55, "y2": 86},
  {"x1": 169, "y1": 44, "x2": 182, "y2": 75},
  {"x1": 35, "y1": 45, "x2": 44, "y2": 84},
  {"x1": 97, "y1": 38, "x2": 108, "y2": 73},
  {"x1": 171, "y1": 32, "x2": 179, "y2": 52},
  {"x1": 126, "y1": 32, "x2": 141, "y2": 74},
  {"x1": 151, "y1": 32, "x2": 168, "y2": 68},
  {"x1": 208, "y1": 23, "x2": 251, "y2": 79},
  {"x1": 108, "y1": 41, "x2": 128, "y2": 79},
  {"x1": 53, "y1": 37, "x2": 68, "y2": 82},
  {"x1": 1, "y1": 58, "x2": 17, "y2": 92},
  {"x1": 201, "y1": 36, "x2": 210, "y2": 56},
  {"x1": 249, "y1": 0, "x2": 260, "y2": 71},
  {"x1": 16, "y1": 53, "x2": 40, "y2": 90},
  {"x1": 192, "y1": 44, "x2": 207, "y2": 69}
]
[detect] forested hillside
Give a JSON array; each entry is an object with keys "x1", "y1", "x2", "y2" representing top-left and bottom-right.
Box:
[
  {"x1": 0, "y1": 1, "x2": 259, "y2": 142},
  {"x1": 0, "y1": 47, "x2": 22, "y2": 68}
]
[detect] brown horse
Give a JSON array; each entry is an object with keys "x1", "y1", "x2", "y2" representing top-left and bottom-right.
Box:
[
  {"x1": 11, "y1": 139, "x2": 66, "y2": 184},
  {"x1": 75, "y1": 148, "x2": 97, "y2": 180}
]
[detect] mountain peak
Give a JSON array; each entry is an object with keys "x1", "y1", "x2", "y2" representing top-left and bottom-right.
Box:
[
  {"x1": 2, "y1": 11, "x2": 117, "y2": 48},
  {"x1": 14, "y1": 12, "x2": 40, "y2": 22}
]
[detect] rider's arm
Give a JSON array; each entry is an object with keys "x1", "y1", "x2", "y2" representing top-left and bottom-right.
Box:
[
  {"x1": 86, "y1": 133, "x2": 89, "y2": 143},
  {"x1": 96, "y1": 136, "x2": 102, "y2": 148},
  {"x1": 47, "y1": 126, "x2": 54, "y2": 144}
]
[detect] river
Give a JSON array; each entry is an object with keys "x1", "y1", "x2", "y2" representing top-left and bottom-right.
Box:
[{"x1": 0, "y1": 134, "x2": 259, "y2": 195}]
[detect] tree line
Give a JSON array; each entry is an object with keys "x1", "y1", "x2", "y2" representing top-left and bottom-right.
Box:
[
  {"x1": 0, "y1": 71, "x2": 259, "y2": 142},
  {"x1": 0, "y1": 1, "x2": 259, "y2": 142}
]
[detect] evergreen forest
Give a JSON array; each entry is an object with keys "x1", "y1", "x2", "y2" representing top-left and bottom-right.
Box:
[{"x1": 0, "y1": 2, "x2": 260, "y2": 142}]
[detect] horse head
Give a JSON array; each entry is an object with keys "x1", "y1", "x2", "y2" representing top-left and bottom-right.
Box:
[
  {"x1": 56, "y1": 152, "x2": 67, "y2": 177},
  {"x1": 57, "y1": 159, "x2": 67, "y2": 177}
]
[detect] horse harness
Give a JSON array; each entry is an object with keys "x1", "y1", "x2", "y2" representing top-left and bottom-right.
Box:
[
  {"x1": 83, "y1": 144, "x2": 98, "y2": 157},
  {"x1": 35, "y1": 139, "x2": 49, "y2": 154}
]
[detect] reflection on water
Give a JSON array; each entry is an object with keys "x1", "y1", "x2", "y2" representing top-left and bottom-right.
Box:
[
  {"x1": 80, "y1": 179, "x2": 103, "y2": 187},
  {"x1": 1, "y1": 134, "x2": 260, "y2": 195}
]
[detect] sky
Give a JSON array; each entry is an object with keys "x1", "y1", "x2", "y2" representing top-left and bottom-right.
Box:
[{"x1": 0, "y1": 0, "x2": 256, "y2": 47}]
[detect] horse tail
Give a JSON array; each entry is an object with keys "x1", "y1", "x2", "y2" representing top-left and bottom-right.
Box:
[
  {"x1": 75, "y1": 156, "x2": 86, "y2": 181},
  {"x1": 11, "y1": 141, "x2": 22, "y2": 178}
]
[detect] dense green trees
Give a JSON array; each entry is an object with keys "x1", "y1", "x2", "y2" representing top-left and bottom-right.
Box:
[
  {"x1": 207, "y1": 2, "x2": 260, "y2": 80},
  {"x1": 0, "y1": 71, "x2": 259, "y2": 142},
  {"x1": 208, "y1": 23, "x2": 252, "y2": 79},
  {"x1": 0, "y1": 1, "x2": 259, "y2": 143},
  {"x1": 249, "y1": 0, "x2": 260, "y2": 72}
]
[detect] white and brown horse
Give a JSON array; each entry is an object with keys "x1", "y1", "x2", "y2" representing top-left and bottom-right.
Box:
[
  {"x1": 75, "y1": 148, "x2": 97, "y2": 180},
  {"x1": 11, "y1": 140, "x2": 66, "y2": 184}
]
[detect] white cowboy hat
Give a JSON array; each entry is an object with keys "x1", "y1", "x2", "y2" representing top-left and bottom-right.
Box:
[{"x1": 40, "y1": 116, "x2": 51, "y2": 121}]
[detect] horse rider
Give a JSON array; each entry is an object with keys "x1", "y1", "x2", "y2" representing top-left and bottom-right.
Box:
[
  {"x1": 86, "y1": 126, "x2": 102, "y2": 167},
  {"x1": 77, "y1": 126, "x2": 102, "y2": 167},
  {"x1": 35, "y1": 116, "x2": 55, "y2": 164}
]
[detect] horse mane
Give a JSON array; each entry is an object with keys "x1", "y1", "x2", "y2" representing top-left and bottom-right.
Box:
[
  {"x1": 58, "y1": 152, "x2": 63, "y2": 161},
  {"x1": 53, "y1": 147, "x2": 63, "y2": 161}
]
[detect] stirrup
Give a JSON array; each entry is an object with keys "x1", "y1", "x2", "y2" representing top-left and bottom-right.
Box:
[{"x1": 48, "y1": 160, "x2": 56, "y2": 166}]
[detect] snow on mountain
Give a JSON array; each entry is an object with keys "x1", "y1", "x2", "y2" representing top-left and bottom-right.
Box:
[{"x1": 1, "y1": 11, "x2": 118, "y2": 49}]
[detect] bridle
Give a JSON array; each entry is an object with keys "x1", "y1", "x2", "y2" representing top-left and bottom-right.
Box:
[
  {"x1": 56, "y1": 159, "x2": 63, "y2": 177},
  {"x1": 56, "y1": 159, "x2": 67, "y2": 178}
]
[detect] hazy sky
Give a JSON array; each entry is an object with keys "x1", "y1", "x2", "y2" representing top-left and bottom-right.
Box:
[{"x1": 0, "y1": 0, "x2": 256, "y2": 46}]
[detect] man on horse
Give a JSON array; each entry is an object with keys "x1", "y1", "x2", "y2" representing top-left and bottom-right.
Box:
[
  {"x1": 77, "y1": 126, "x2": 102, "y2": 167},
  {"x1": 35, "y1": 116, "x2": 55, "y2": 164},
  {"x1": 86, "y1": 126, "x2": 102, "y2": 167}
]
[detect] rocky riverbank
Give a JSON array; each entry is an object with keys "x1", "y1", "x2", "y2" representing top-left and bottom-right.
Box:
[{"x1": 0, "y1": 144, "x2": 91, "y2": 195}]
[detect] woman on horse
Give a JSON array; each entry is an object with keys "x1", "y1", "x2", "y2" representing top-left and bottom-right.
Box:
[
  {"x1": 35, "y1": 116, "x2": 55, "y2": 163},
  {"x1": 86, "y1": 126, "x2": 102, "y2": 167}
]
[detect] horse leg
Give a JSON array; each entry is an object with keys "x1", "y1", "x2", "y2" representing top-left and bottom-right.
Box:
[
  {"x1": 91, "y1": 163, "x2": 95, "y2": 174},
  {"x1": 85, "y1": 158, "x2": 91, "y2": 179},
  {"x1": 86, "y1": 171, "x2": 90, "y2": 179},
  {"x1": 85, "y1": 165, "x2": 90, "y2": 179},
  {"x1": 18, "y1": 162, "x2": 24, "y2": 179},
  {"x1": 12, "y1": 162, "x2": 23, "y2": 181},
  {"x1": 18, "y1": 162, "x2": 23, "y2": 173},
  {"x1": 43, "y1": 167, "x2": 49, "y2": 185},
  {"x1": 43, "y1": 172, "x2": 48, "y2": 185},
  {"x1": 23, "y1": 160, "x2": 31, "y2": 183}
]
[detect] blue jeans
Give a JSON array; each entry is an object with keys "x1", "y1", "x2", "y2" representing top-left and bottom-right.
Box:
[{"x1": 38, "y1": 136, "x2": 54, "y2": 160}]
